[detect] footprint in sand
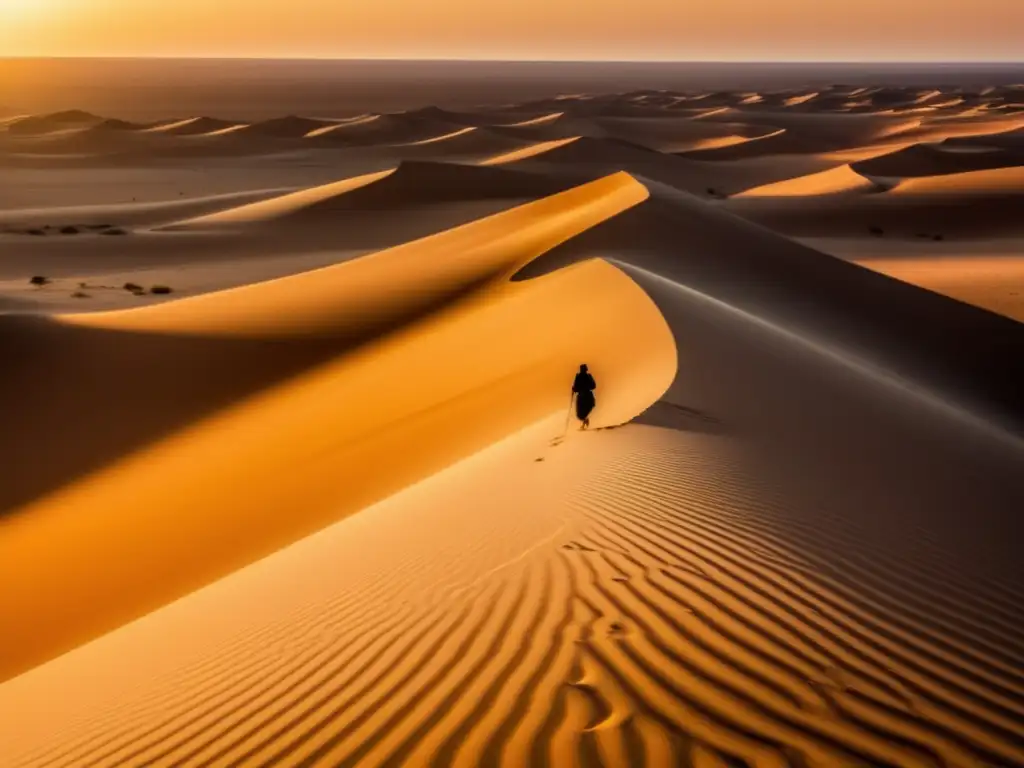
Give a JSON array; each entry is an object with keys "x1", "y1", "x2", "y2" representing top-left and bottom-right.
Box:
[{"x1": 608, "y1": 621, "x2": 628, "y2": 638}]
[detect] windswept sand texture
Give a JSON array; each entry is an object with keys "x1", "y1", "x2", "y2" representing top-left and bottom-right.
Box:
[{"x1": 2, "y1": 83, "x2": 1024, "y2": 767}]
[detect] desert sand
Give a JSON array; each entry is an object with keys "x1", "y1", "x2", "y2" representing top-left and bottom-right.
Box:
[{"x1": 1, "y1": 82, "x2": 1023, "y2": 767}]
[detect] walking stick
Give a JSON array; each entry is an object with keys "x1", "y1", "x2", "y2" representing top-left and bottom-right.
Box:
[{"x1": 564, "y1": 392, "x2": 576, "y2": 434}]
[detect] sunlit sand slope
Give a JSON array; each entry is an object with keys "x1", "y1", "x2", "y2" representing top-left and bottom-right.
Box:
[
  {"x1": 735, "y1": 165, "x2": 880, "y2": 197},
  {"x1": 0, "y1": 173, "x2": 676, "y2": 683},
  {"x1": 856, "y1": 253, "x2": 1024, "y2": 323}
]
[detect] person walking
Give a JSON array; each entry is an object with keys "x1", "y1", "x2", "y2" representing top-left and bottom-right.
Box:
[{"x1": 572, "y1": 364, "x2": 597, "y2": 429}]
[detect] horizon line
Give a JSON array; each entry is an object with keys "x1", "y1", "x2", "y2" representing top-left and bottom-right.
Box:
[{"x1": 3, "y1": 56, "x2": 1024, "y2": 66}]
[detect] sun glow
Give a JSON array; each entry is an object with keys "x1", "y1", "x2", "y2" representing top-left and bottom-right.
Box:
[
  {"x1": 0, "y1": 0, "x2": 54, "y2": 39},
  {"x1": 0, "y1": 0, "x2": 1023, "y2": 59},
  {"x1": 0, "y1": 0, "x2": 44, "y2": 17},
  {"x1": 0, "y1": 0, "x2": 57, "y2": 54}
]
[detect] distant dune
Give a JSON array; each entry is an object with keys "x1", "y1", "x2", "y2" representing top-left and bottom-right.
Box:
[
  {"x1": 1, "y1": 81, "x2": 1023, "y2": 768},
  {"x1": 736, "y1": 164, "x2": 881, "y2": 197},
  {"x1": 854, "y1": 141, "x2": 1024, "y2": 177},
  {"x1": 140, "y1": 116, "x2": 241, "y2": 135},
  {"x1": 729, "y1": 165, "x2": 1024, "y2": 237}
]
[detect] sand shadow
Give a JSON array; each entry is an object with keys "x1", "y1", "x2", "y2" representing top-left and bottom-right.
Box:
[
  {"x1": 0, "y1": 268, "x2": 494, "y2": 519},
  {"x1": 0, "y1": 316, "x2": 341, "y2": 519},
  {"x1": 632, "y1": 399, "x2": 731, "y2": 435}
]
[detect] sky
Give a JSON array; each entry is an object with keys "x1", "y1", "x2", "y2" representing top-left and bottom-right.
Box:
[{"x1": 2, "y1": 0, "x2": 1023, "y2": 61}]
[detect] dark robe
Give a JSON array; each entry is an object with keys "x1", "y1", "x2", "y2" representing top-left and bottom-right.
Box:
[{"x1": 572, "y1": 372, "x2": 597, "y2": 420}]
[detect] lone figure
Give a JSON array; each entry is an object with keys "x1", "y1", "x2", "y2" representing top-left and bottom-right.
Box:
[{"x1": 572, "y1": 364, "x2": 597, "y2": 429}]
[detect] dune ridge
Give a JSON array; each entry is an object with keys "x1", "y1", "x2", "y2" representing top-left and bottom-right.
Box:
[{"x1": 736, "y1": 165, "x2": 881, "y2": 197}]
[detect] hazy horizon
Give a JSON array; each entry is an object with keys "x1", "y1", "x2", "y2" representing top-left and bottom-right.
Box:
[
  {"x1": 3, "y1": 0, "x2": 1023, "y2": 61},
  {"x1": 5, "y1": 55, "x2": 1024, "y2": 63},
  {"x1": 3, "y1": 59, "x2": 1022, "y2": 121}
]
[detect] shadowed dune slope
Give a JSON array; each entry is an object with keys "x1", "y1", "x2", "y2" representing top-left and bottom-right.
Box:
[
  {"x1": 945, "y1": 125, "x2": 1024, "y2": 150},
  {"x1": 0, "y1": 188, "x2": 294, "y2": 230},
  {"x1": 853, "y1": 141, "x2": 1024, "y2": 177},
  {"x1": 591, "y1": 116, "x2": 779, "y2": 153},
  {"x1": 305, "y1": 113, "x2": 462, "y2": 146},
  {"x1": 727, "y1": 166, "x2": 1024, "y2": 236},
  {"x1": 173, "y1": 162, "x2": 579, "y2": 229},
  {"x1": 677, "y1": 110, "x2": 921, "y2": 157},
  {"x1": 495, "y1": 135, "x2": 814, "y2": 197},
  {"x1": 242, "y1": 115, "x2": 332, "y2": 138},
  {"x1": 849, "y1": 252, "x2": 1024, "y2": 324},
  {"x1": 4, "y1": 110, "x2": 102, "y2": 136},
  {"x1": 518, "y1": 183, "x2": 1024, "y2": 431},
  {"x1": 386, "y1": 127, "x2": 539, "y2": 160}
]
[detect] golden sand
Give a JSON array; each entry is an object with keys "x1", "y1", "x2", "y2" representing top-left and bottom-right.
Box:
[{"x1": 2, "y1": 84, "x2": 1023, "y2": 767}]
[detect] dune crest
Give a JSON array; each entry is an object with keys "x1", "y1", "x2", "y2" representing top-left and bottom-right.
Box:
[
  {"x1": 737, "y1": 164, "x2": 880, "y2": 197},
  {"x1": 173, "y1": 169, "x2": 396, "y2": 227},
  {"x1": 891, "y1": 165, "x2": 1024, "y2": 195}
]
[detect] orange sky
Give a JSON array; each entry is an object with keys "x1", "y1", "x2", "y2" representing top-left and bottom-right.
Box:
[{"x1": 2, "y1": 0, "x2": 1023, "y2": 60}]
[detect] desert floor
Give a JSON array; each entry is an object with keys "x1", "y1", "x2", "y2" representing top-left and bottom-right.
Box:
[{"x1": 1, "y1": 84, "x2": 1023, "y2": 767}]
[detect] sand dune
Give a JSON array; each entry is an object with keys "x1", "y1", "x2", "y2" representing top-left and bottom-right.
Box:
[
  {"x1": 679, "y1": 109, "x2": 922, "y2": 154},
  {"x1": 4, "y1": 175, "x2": 1023, "y2": 767},
  {"x1": 0, "y1": 188, "x2": 293, "y2": 230},
  {"x1": 2, "y1": 83, "x2": 1023, "y2": 767},
  {"x1": 891, "y1": 165, "x2": 1024, "y2": 195},
  {"x1": 592, "y1": 116, "x2": 779, "y2": 153},
  {"x1": 5, "y1": 110, "x2": 103, "y2": 136},
  {"x1": 306, "y1": 113, "x2": 463, "y2": 146},
  {"x1": 140, "y1": 117, "x2": 242, "y2": 135},
  {"x1": 387, "y1": 126, "x2": 537, "y2": 160},
  {"x1": 400, "y1": 106, "x2": 561, "y2": 128},
  {"x1": 174, "y1": 162, "x2": 576, "y2": 229},
  {"x1": 496, "y1": 111, "x2": 566, "y2": 128},
  {"x1": 481, "y1": 136, "x2": 585, "y2": 166},
  {"x1": 491, "y1": 135, "x2": 767, "y2": 197},
  {"x1": 946, "y1": 125, "x2": 1024, "y2": 151},
  {"x1": 494, "y1": 134, "x2": 895, "y2": 199},
  {"x1": 3, "y1": 125, "x2": 169, "y2": 156},
  {"x1": 853, "y1": 140, "x2": 1024, "y2": 177},
  {"x1": 243, "y1": 115, "x2": 332, "y2": 138},
  {"x1": 736, "y1": 164, "x2": 881, "y2": 197},
  {"x1": 0, "y1": 115, "x2": 28, "y2": 130},
  {"x1": 894, "y1": 114, "x2": 1024, "y2": 144},
  {"x1": 0, "y1": 174, "x2": 670, "y2": 681},
  {"x1": 728, "y1": 165, "x2": 1024, "y2": 237}
]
